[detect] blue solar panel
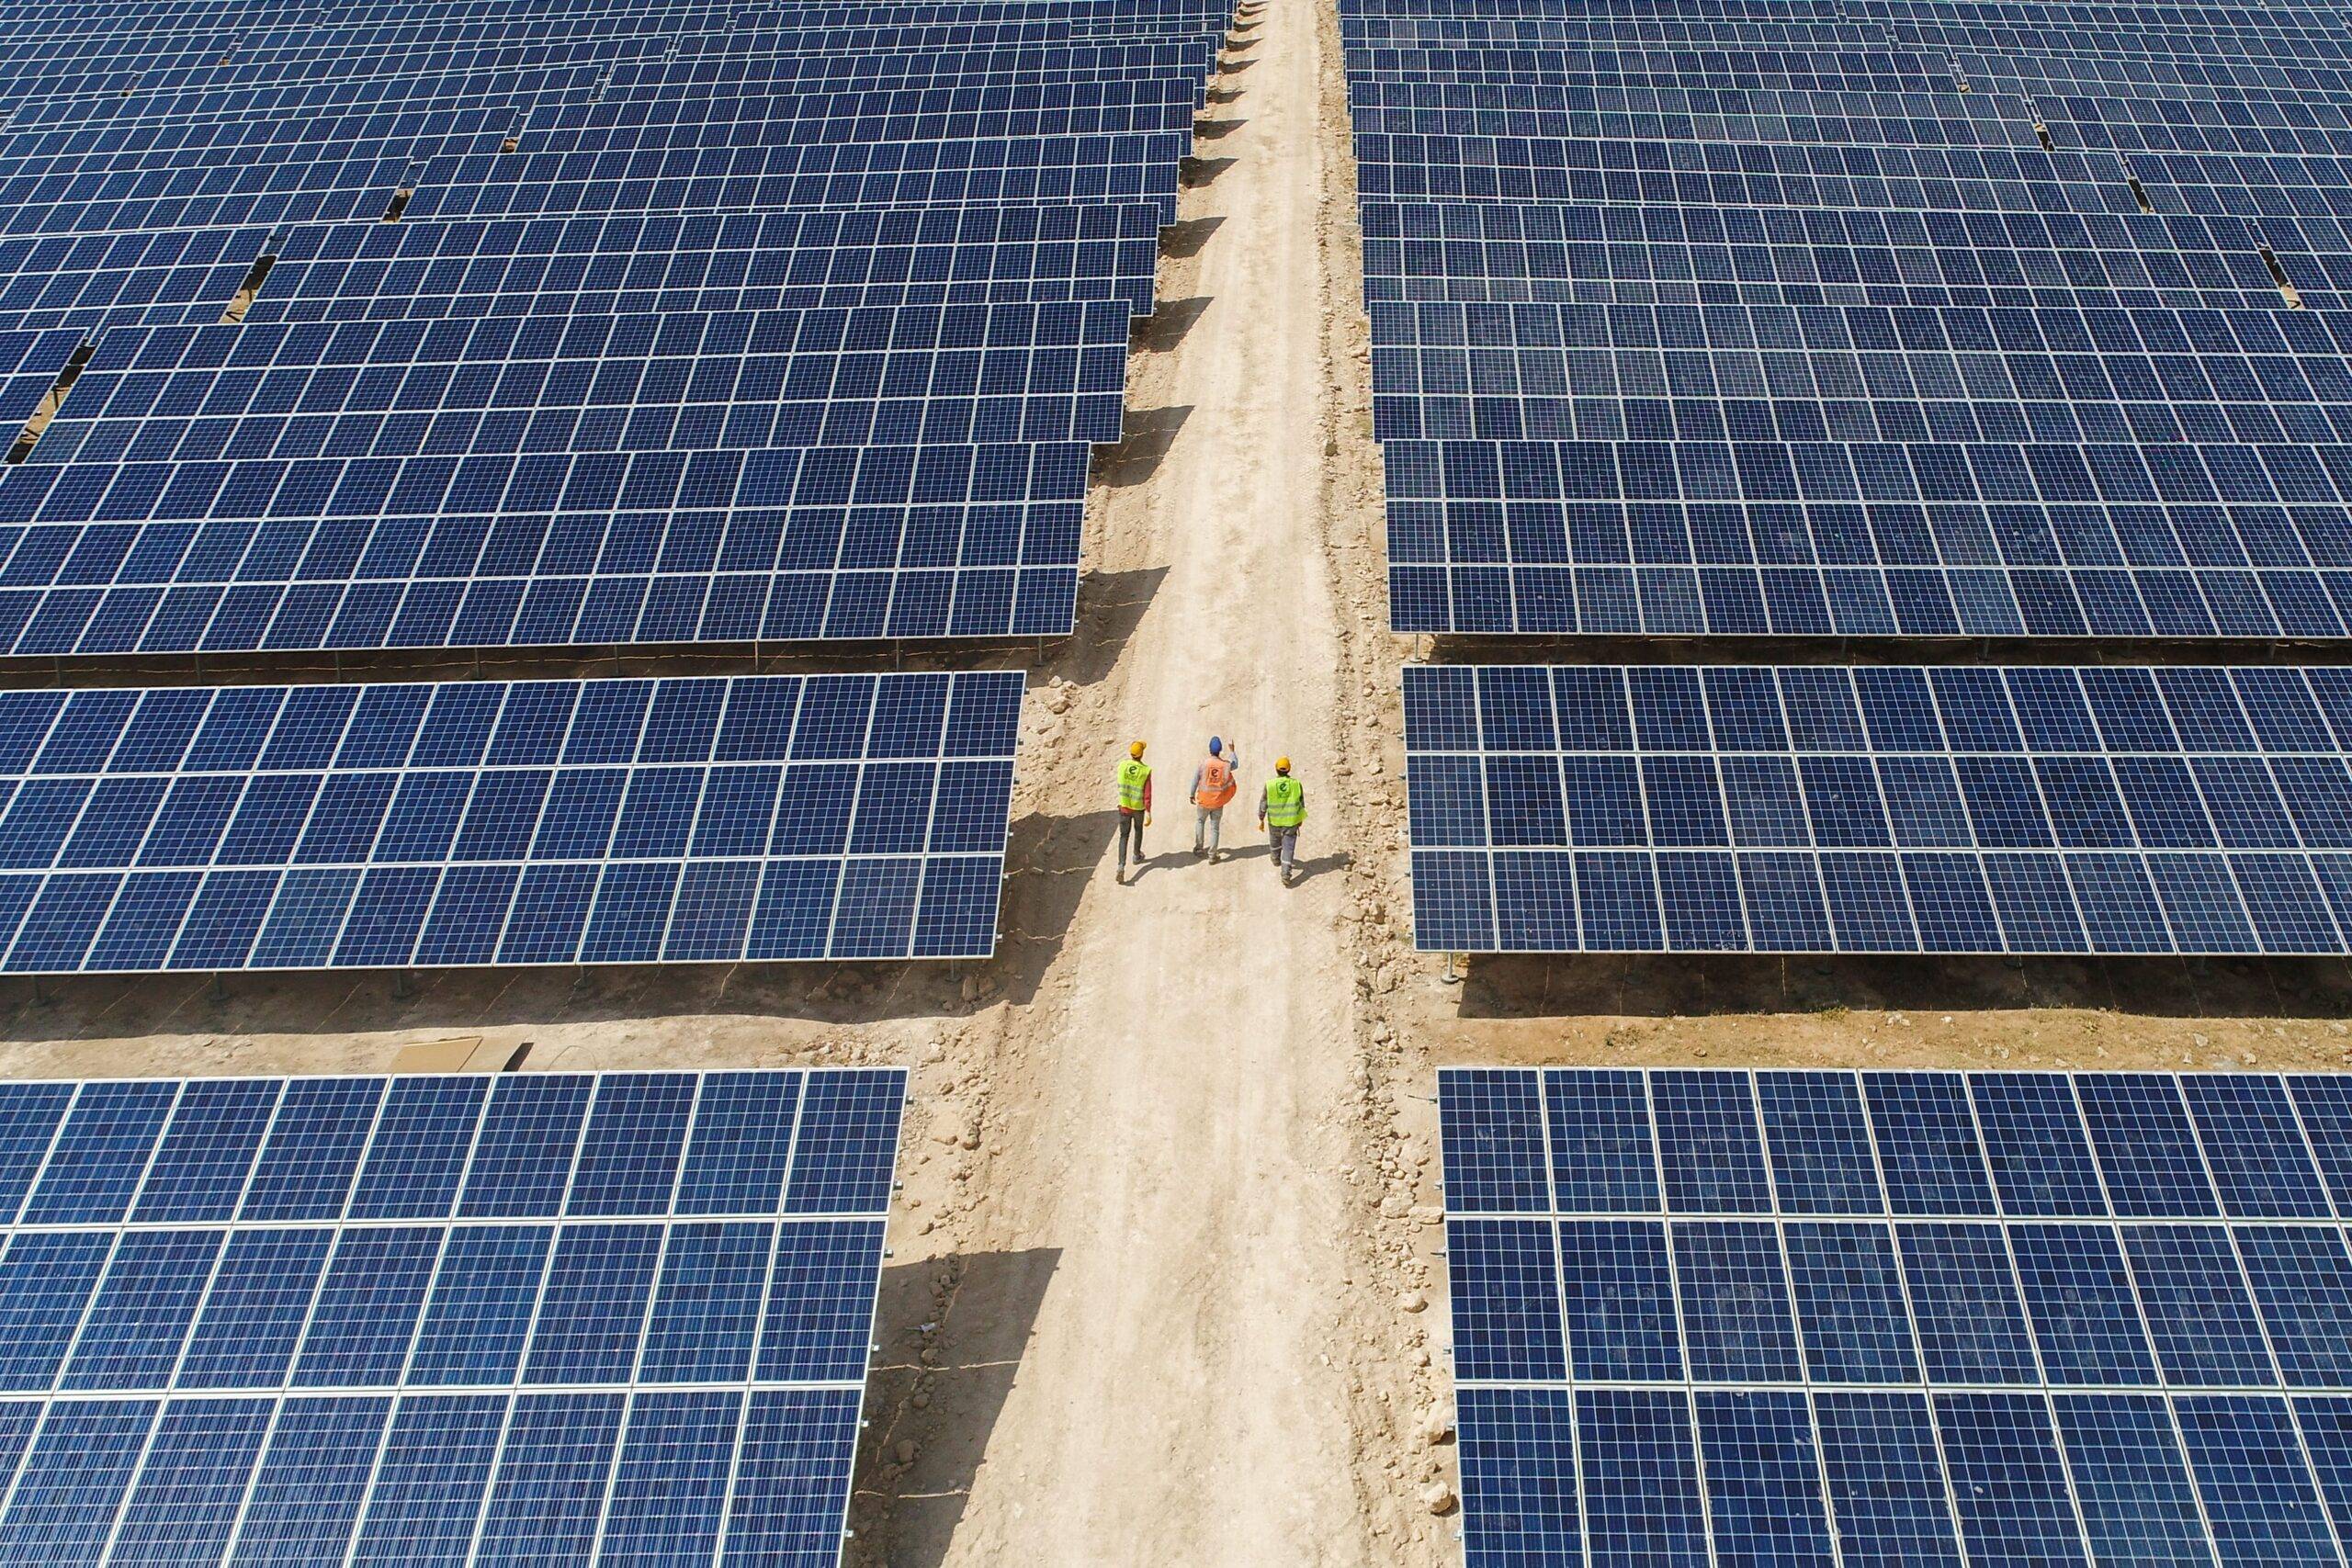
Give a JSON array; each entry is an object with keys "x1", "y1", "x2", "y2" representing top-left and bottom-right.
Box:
[
  {"x1": 1342, "y1": 0, "x2": 2352, "y2": 642},
  {"x1": 0, "y1": 671, "x2": 1020, "y2": 970},
  {"x1": 1408, "y1": 663, "x2": 2352, "y2": 953},
  {"x1": 1442, "y1": 1066, "x2": 2352, "y2": 1568},
  {"x1": 0, "y1": 1066, "x2": 900, "y2": 1568}
]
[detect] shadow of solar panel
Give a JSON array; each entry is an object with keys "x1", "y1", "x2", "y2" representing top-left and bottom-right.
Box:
[
  {"x1": 0, "y1": 1066, "x2": 901, "y2": 1568},
  {"x1": 1408, "y1": 665, "x2": 2352, "y2": 953},
  {"x1": 0, "y1": 671, "x2": 1019, "y2": 971},
  {"x1": 1441, "y1": 1066, "x2": 2352, "y2": 1568}
]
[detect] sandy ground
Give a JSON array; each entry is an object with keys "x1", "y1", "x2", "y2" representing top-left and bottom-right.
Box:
[{"x1": 8, "y1": 5, "x2": 2352, "y2": 1566}]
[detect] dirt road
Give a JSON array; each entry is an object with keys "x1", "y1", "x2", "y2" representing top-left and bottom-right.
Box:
[{"x1": 873, "y1": 1, "x2": 1408, "y2": 1559}]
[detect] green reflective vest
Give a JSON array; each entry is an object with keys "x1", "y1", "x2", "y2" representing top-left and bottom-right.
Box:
[
  {"x1": 1117, "y1": 759, "x2": 1151, "y2": 810},
  {"x1": 1263, "y1": 775, "x2": 1306, "y2": 828}
]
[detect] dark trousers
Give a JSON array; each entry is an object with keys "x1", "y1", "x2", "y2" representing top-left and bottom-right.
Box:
[
  {"x1": 1117, "y1": 810, "x2": 1146, "y2": 870},
  {"x1": 1268, "y1": 824, "x2": 1299, "y2": 875}
]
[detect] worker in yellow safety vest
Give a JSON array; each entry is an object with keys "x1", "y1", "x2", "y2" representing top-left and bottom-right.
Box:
[
  {"x1": 1258, "y1": 756, "x2": 1306, "y2": 886},
  {"x1": 1190, "y1": 736, "x2": 1238, "y2": 862},
  {"x1": 1115, "y1": 740, "x2": 1151, "y2": 885}
]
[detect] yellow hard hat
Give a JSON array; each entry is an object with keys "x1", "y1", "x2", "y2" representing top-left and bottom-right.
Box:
[
  {"x1": 1130, "y1": 740, "x2": 1146, "y2": 759},
  {"x1": 1275, "y1": 756, "x2": 1291, "y2": 773}
]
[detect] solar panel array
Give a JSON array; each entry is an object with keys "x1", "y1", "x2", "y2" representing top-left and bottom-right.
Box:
[
  {"x1": 0, "y1": 670, "x2": 1020, "y2": 971},
  {"x1": 0, "y1": 0, "x2": 1234, "y2": 649},
  {"x1": 1441, "y1": 1066, "x2": 2352, "y2": 1568},
  {"x1": 1405, "y1": 661, "x2": 2352, "y2": 953},
  {"x1": 1340, "y1": 0, "x2": 2352, "y2": 640},
  {"x1": 0, "y1": 1066, "x2": 903, "y2": 1567}
]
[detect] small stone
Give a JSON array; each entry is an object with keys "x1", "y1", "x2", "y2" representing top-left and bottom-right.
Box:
[
  {"x1": 1410, "y1": 1204, "x2": 1445, "y2": 1228},
  {"x1": 1399, "y1": 1290, "x2": 1429, "y2": 1314},
  {"x1": 910, "y1": 1393, "x2": 930, "y2": 1409},
  {"x1": 894, "y1": 1440, "x2": 918, "y2": 1465},
  {"x1": 1421, "y1": 1404, "x2": 1456, "y2": 1445},
  {"x1": 2194, "y1": 1032, "x2": 2211, "y2": 1047},
  {"x1": 1421, "y1": 1483, "x2": 1458, "y2": 1517},
  {"x1": 931, "y1": 1122, "x2": 963, "y2": 1146}
]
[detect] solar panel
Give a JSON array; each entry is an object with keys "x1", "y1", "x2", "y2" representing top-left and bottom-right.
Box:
[
  {"x1": 1340, "y1": 0, "x2": 2352, "y2": 640},
  {"x1": 238, "y1": 204, "x2": 1169, "y2": 326},
  {"x1": 0, "y1": 1066, "x2": 901, "y2": 1567},
  {"x1": 0, "y1": 670, "x2": 1019, "y2": 971},
  {"x1": 1408, "y1": 663, "x2": 2352, "y2": 953},
  {"x1": 1442, "y1": 1066, "x2": 2352, "y2": 1568},
  {"x1": 1362, "y1": 198, "x2": 2309, "y2": 310},
  {"x1": 0, "y1": 292, "x2": 1123, "y2": 650}
]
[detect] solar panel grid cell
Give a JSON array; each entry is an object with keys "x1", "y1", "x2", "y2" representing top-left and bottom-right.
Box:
[{"x1": 1443, "y1": 1067, "x2": 2352, "y2": 1568}]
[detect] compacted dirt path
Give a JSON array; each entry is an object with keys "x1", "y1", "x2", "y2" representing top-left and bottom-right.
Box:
[{"x1": 875, "y1": 1, "x2": 1406, "y2": 1560}]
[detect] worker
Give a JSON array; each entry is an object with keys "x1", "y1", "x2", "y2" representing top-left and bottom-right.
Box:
[
  {"x1": 1115, "y1": 739, "x2": 1151, "y2": 884},
  {"x1": 1191, "y1": 736, "x2": 1238, "y2": 862},
  {"x1": 1259, "y1": 756, "x2": 1306, "y2": 886}
]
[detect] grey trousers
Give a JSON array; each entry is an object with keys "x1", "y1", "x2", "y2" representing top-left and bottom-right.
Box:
[
  {"x1": 1117, "y1": 811, "x2": 1146, "y2": 869},
  {"x1": 1193, "y1": 806, "x2": 1224, "y2": 851},
  {"x1": 1267, "y1": 825, "x2": 1299, "y2": 875}
]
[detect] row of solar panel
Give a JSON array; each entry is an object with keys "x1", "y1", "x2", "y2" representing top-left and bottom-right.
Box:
[
  {"x1": 1452, "y1": 1213, "x2": 2352, "y2": 1386},
  {"x1": 1360, "y1": 204, "x2": 2320, "y2": 312},
  {"x1": 0, "y1": 205, "x2": 1168, "y2": 334},
  {"x1": 18, "y1": 302, "x2": 1135, "y2": 467},
  {"x1": 0, "y1": 39, "x2": 1213, "y2": 136},
  {"x1": 0, "y1": 1068, "x2": 903, "y2": 1224},
  {"x1": 1442, "y1": 1065, "x2": 2352, "y2": 1218},
  {"x1": 1459, "y1": 1386, "x2": 2352, "y2": 1568},
  {"x1": 0, "y1": 1388, "x2": 862, "y2": 1567},
  {"x1": 1389, "y1": 515, "x2": 2352, "y2": 643},
  {"x1": 0, "y1": 1217, "x2": 883, "y2": 1389},
  {"x1": 0, "y1": 684, "x2": 1013, "y2": 968},
  {"x1": 1407, "y1": 663, "x2": 2352, "y2": 759},
  {"x1": 0, "y1": 672, "x2": 1023, "y2": 772}
]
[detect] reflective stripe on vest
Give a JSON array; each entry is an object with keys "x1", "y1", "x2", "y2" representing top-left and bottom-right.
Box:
[
  {"x1": 1118, "y1": 759, "x2": 1151, "y2": 810},
  {"x1": 1263, "y1": 775, "x2": 1305, "y2": 828},
  {"x1": 1193, "y1": 756, "x2": 1235, "y2": 808}
]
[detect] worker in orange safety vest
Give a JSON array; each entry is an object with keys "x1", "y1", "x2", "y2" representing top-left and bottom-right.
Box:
[{"x1": 1190, "y1": 736, "x2": 1238, "y2": 862}]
